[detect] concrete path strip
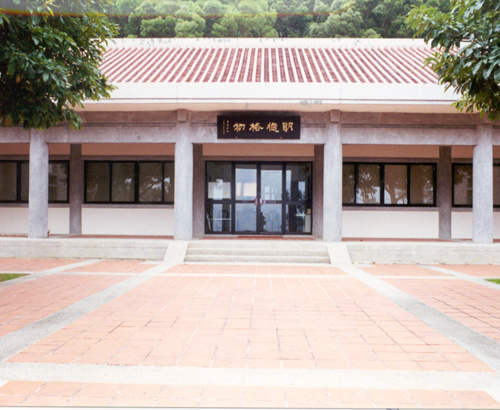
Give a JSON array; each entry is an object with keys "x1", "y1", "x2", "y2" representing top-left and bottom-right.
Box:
[
  {"x1": 0, "y1": 363, "x2": 499, "y2": 398},
  {"x1": 422, "y1": 264, "x2": 500, "y2": 290},
  {"x1": 344, "y1": 265, "x2": 500, "y2": 373},
  {"x1": 0, "y1": 274, "x2": 151, "y2": 361}
]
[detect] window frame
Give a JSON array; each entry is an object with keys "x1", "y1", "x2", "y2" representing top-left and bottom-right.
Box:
[
  {"x1": 452, "y1": 163, "x2": 473, "y2": 208},
  {"x1": 452, "y1": 163, "x2": 500, "y2": 208},
  {"x1": 84, "y1": 160, "x2": 175, "y2": 205},
  {"x1": 0, "y1": 160, "x2": 69, "y2": 204},
  {"x1": 342, "y1": 162, "x2": 437, "y2": 207}
]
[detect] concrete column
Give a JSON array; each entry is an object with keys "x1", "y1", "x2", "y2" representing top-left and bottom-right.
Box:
[
  {"x1": 192, "y1": 144, "x2": 204, "y2": 238},
  {"x1": 312, "y1": 145, "x2": 324, "y2": 239},
  {"x1": 437, "y1": 146, "x2": 452, "y2": 239},
  {"x1": 28, "y1": 130, "x2": 49, "y2": 238},
  {"x1": 174, "y1": 111, "x2": 193, "y2": 240},
  {"x1": 323, "y1": 111, "x2": 342, "y2": 242},
  {"x1": 473, "y1": 122, "x2": 493, "y2": 243},
  {"x1": 69, "y1": 144, "x2": 83, "y2": 235}
]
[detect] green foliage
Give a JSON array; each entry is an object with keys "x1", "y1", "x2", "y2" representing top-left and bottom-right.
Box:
[
  {"x1": 110, "y1": 0, "x2": 450, "y2": 39},
  {"x1": 141, "y1": 16, "x2": 176, "y2": 37},
  {"x1": 407, "y1": 0, "x2": 500, "y2": 121},
  {"x1": 486, "y1": 278, "x2": 500, "y2": 285},
  {"x1": 0, "y1": 0, "x2": 117, "y2": 130}
]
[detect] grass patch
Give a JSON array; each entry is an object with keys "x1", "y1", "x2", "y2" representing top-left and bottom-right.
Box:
[
  {"x1": 0, "y1": 273, "x2": 28, "y2": 282},
  {"x1": 486, "y1": 278, "x2": 500, "y2": 285}
]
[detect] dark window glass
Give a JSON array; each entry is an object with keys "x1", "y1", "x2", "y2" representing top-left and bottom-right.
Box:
[
  {"x1": 453, "y1": 164, "x2": 472, "y2": 206},
  {"x1": 343, "y1": 163, "x2": 435, "y2": 206},
  {"x1": 20, "y1": 162, "x2": 29, "y2": 202},
  {"x1": 384, "y1": 165, "x2": 408, "y2": 205},
  {"x1": 164, "y1": 162, "x2": 175, "y2": 203},
  {"x1": 206, "y1": 202, "x2": 231, "y2": 233},
  {"x1": 48, "y1": 162, "x2": 68, "y2": 202},
  {"x1": 111, "y1": 163, "x2": 135, "y2": 203},
  {"x1": 1, "y1": 161, "x2": 69, "y2": 203},
  {"x1": 410, "y1": 164, "x2": 434, "y2": 205},
  {"x1": 342, "y1": 164, "x2": 355, "y2": 204},
  {"x1": 139, "y1": 162, "x2": 163, "y2": 203},
  {"x1": 0, "y1": 162, "x2": 17, "y2": 201},
  {"x1": 356, "y1": 164, "x2": 380, "y2": 204},
  {"x1": 286, "y1": 204, "x2": 312, "y2": 233},
  {"x1": 85, "y1": 161, "x2": 173, "y2": 204},
  {"x1": 86, "y1": 162, "x2": 110, "y2": 202},
  {"x1": 235, "y1": 164, "x2": 257, "y2": 201},
  {"x1": 494, "y1": 165, "x2": 500, "y2": 207},
  {"x1": 207, "y1": 162, "x2": 231, "y2": 200},
  {"x1": 286, "y1": 163, "x2": 311, "y2": 201}
]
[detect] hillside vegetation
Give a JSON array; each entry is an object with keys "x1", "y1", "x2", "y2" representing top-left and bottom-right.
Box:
[{"x1": 110, "y1": 0, "x2": 450, "y2": 38}]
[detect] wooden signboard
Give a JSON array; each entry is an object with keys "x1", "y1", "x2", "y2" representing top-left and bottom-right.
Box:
[{"x1": 218, "y1": 114, "x2": 301, "y2": 140}]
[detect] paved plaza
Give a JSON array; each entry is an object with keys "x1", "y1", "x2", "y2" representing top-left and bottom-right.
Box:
[{"x1": 0, "y1": 257, "x2": 499, "y2": 408}]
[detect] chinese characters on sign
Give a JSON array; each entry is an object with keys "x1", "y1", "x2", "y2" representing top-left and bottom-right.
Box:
[{"x1": 218, "y1": 115, "x2": 301, "y2": 139}]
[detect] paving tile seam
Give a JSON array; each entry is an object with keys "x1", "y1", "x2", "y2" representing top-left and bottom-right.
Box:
[
  {"x1": 1, "y1": 363, "x2": 499, "y2": 392},
  {"x1": 0, "y1": 274, "x2": 151, "y2": 361},
  {"x1": 162, "y1": 273, "x2": 353, "y2": 278},
  {"x1": 343, "y1": 266, "x2": 500, "y2": 373},
  {"x1": 421, "y1": 264, "x2": 500, "y2": 290},
  {"x1": 40, "y1": 260, "x2": 100, "y2": 273}
]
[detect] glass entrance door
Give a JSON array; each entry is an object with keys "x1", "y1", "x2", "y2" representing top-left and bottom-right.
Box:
[
  {"x1": 234, "y1": 164, "x2": 258, "y2": 233},
  {"x1": 259, "y1": 164, "x2": 283, "y2": 234},
  {"x1": 206, "y1": 161, "x2": 312, "y2": 235},
  {"x1": 234, "y1": 163, "x2": 284, "y2": 234}
]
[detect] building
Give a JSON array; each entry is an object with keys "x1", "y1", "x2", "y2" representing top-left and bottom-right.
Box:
[{"x1": 1, "y1": 38, "x2": 499, "y2": 243}]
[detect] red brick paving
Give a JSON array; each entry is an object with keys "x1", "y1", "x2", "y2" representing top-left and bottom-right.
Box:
[
  {"x1": 0, "y1": 274, "x2": 129, "y2": 338},
  {"x1": 1, "y1": 258, "x2": 500, "y2": 409},
  {"x1": 386, "y1": 278, "x2": 500, "y2": 344},
  {"x1": 439, "y1": 264, "x2": 500, "y2": 277},
  {"x1": 164, "y1": 264, "x2": 346, "y2": 275},
  {"x1": 67, "y1": 260, "x2": 156, "y2": 274},
  {"x1": 361, "y1": 264, "x2": 451, "y2": 277},
  {"x1": 0, "y1": 381, "x2": 498, "y2": 408},
  {"x1": 8, "y1": 275, "x2": 491, "y2": 372}
]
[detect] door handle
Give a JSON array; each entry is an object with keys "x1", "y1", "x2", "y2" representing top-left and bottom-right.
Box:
[{"x1": 254, "y1": 197, "x2": 258, "y2": 206}]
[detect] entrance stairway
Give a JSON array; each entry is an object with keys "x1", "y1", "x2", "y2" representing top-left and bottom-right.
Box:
[{"x1": 183, "y1": 239, "x2": 332, "y2": 264}]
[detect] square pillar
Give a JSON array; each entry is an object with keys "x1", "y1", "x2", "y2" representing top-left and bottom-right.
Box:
[
  {"x1": 437, "y1": 146, "x2": 452, "y2": 239},
  {"x1": 192, "y1": 144, "x2": 204, "y2": 238},
  {"x1": 312, "y1": 145, "x2": 324, "y2": 238},
  {"x1": 174, "y1": 113, "x2": 194, "y2": 240},
  {"x1": 28, "y1": 130, "x2": 49, "y2": 238},
  {"x1": 473, "y1": 122, "x2": 493, "y2": 243},
  {"x1": 323, "y1": 111, "x2": 342, "y2": 242},
  {"x1": 69, "y1": 144, "x2": 83, "y2": 235}
]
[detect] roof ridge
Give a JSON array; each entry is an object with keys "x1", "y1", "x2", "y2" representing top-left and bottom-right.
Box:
[{"x1": 105, "y1": 37, "x2": 430, "y2": 50}]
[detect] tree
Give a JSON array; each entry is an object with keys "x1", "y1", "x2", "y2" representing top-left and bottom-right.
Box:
[
  {"x1": 407, "y1": 0, "x2": 500, "y2": 120},
  {"x1": 0, "y1": 0, "x2": 117, "y2": 129},
  {"x1": 140, "y1": 16, "x2": 176, "y2": 37}
]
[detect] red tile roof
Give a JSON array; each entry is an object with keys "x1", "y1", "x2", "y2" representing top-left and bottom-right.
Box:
[{"x1": 101, "y1": 39, "x2": 438, "y2": 85}]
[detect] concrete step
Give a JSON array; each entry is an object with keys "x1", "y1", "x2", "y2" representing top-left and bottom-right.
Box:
[
  {"x1": 183, "y1": 239, "x2": 332, "y2": 264},
  {"x1": 186, "y1": 248, "x2": 328, "y2": 257},
  {"x1": 188, "y1": 240, "x2": 324, "y2": 250},
  {"x1": 183, "y1": 254, "x2": 331, "y2": 264}
]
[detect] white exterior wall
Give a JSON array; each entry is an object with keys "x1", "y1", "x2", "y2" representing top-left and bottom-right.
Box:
[
  {"x1": 343, "y1": 210, "x2": 500, "y2": 239},
  {"x1": 451, "y1": 211, "x2": 500, "y2": 239},
  {"x1": 0, "y1": 207, "x2": 69, "y2": 235},
  {"x1": 82, "y1": 208, "x2": 174, "y2": 236},
  {"x1": 2, "y1": 206, "x2": 500, "y2": 239},
  {"x1": 342, "y1": 210, "x2": 439, "y2": 238}
]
